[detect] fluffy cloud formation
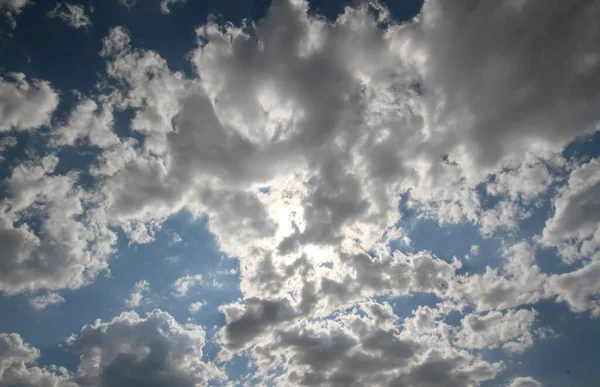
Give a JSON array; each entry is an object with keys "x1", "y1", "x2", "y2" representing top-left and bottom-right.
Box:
[
  {"x1": 455, "y1": 309, "x2": 537, "y2": 353},
  {"x1": 546, "y1": 261, "x2": 600, "y2": 317},
  {"x1": 188, "y1": 301, "x2": 204, "y2": 314},
  {"x1": 68, "y1": 310, "x2": 224, "y2": 386},
  {"x1": 508, "y1": 376, "x2": 543, "y2": 387},
  {"x1": 230, "y1": 304, "x2": 502, "y2": 387},
  {"x1": 124, "y1": 280, "x2": 150, "y2": 308},
  {"x1": 47, "y1": 2, "x2": 92, "y2": 29},
  {"x1": 171, "y1": 274, "x2": 203, "y2": 297},
  {"x1": 1, "y1": 0, "x2": 600, "y2": 385},
  {"x1": 0, "y1": 333, "x2": 72, "y2": 386},
  {"x1": 0, "y1": 154, "x2": 117, "y2": 295},
  {"x1": 542, "y1": 158, "x2": 600, "y2": 261},
  {"x1": 0, "y1": 73, "x2": 59, "y2": 132},
  {"x1": 29, "y1": 292, "x2": 66, "y2": 310}
]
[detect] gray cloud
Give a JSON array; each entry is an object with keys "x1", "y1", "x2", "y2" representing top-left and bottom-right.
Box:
[{"x1": 69, "y1": 310, "x2": 224, "y2": 386}]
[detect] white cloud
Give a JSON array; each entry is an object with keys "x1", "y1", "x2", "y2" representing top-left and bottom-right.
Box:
[
  {"x1": 160, "y1": 0, "x2": 186, "y2": 14},
  {"x1": 508, "y1": 376, "x2": 543, "y2": 387},
  {"x1": 449, "y1": 243, "x2": 546, "y2": 312},
  {"x1": 546, "y1": 260, "x2": 600, "y2": 317},
  {"x1": 0, "y1": 155, "x2": 117, "y2": 295},
  {"x1": 51, "y1": 95, "x2": 119, "y2": 148},
  {"x1": 238, "y1": 305, "x2": 502, "y2": 387},
  {"x1": 0, "y1": 333, "x2": 72, "y2": 386},
  {"x1": 47, "y1": 2, "x2": 92, "y2": 29},
  {"x1": 29, "y1": 292, "x2": 65, "y2": 310},
  {"x1": 188, "y1": 301, "x2": 204, "y2": 314},
  {"x1": 0, "y1": 0, "x2": 32, "y2": 29},
  {"x1": 124, "y1": 280, "x2": 150, "y2": 308},
  {"x1": 0, "y1": 73, "x2": 59, "y2": 132},
  {"x1": 455, "y1": 309, "x2": 538, "y2": 353},
  {"x1": 171, "y1": 274, "x2": 203, "y2": 297},
  {"x1": 542, "y1": 158, "x2": 600, "y2": 261}
]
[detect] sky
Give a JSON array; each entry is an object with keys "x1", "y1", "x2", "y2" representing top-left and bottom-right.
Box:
[{"x1": 0, "y1": 0, "x2": 599, "y2": 386}]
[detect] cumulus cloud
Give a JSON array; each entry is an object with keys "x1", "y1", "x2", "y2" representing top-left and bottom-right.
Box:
[
  {"x1": 508, "y1": 376, "x2": 543, "y2": 387},
  {"x1": 546, "y1": 261, "x2": 600, "y2": 317},
  {"x1": 449, "y1": 243, "x2": 546, "y2": 312},
  {"x1": 239, "y1": 305, "x2": 502, "y2": 387},
  {"x1": 171, "y1": 274, "x2": 203, "y2": 297},
  {"x1": 0, "y1": 333, "x2": 72, "y2": 386},
  {"x1": 0, "y1": 154, "x2": 117, "y2": 295},
  {"x1": 29, "y1": 292, "x2": 65, "y2": 310},
  {"x1": 2, "y1": 0, "x2": 600, "y2": 384},
  {"x1": 188, "y1": 301, "x2": 204, "y2": 314},
  {"x1": 0, "y1": 0, "x2": 32, "y2": 29},
  {"x1": 455, "y1": 309, "x2": 538, "y2": 353},
  {"x1": 160, "y1": 0, "x2": 186, "y2": 14},
  {"x1": 0, "y1": 73, "x2": 59, "y2": 132},
  {"x1": 68, "y1": 309, "x2": 224, "y2": 386},
  {"x1": 51, "y1": 94, "x2": 119, "y2": 148},
  {"x1": 124, "y1": 280, "x2": 150, "y2": 308},
  {"x1": 542, "y1": 158, "x2": 600, "y2": 261},
  {"x1": 47, "y1": 2, "x2": 92, "y2": 29}
]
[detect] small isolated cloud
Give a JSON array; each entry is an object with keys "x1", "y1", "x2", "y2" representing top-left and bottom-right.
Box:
[
  {"x1": 508, "y1": 376, "x2": 543, "y2": 387},
  {"x1": 188, "y1": 301, "x2": 204, "y2": 314},
  {"x1": 29, "y1": 292, "x2": 65, "y2": 310},
  {"x1": 0, "y1": 135, "x2": 17, "y2": 162},
  {"x1": 124, "y1": 280, "x2": 150, "y2": 308},
  {"x1": 0, "y1": 0, "x2": 32, "y2": 29},
  {"x1": 170, "y1": 232, "x2": 183, "y2": 245},
  {"x1": 160, "y1": 0, "x2": 186, "y2": 14},
  {"x1": 470, "y1": 244, "x2": 480, "y2": 256},
  {"x1": 171, "y1": 274, "x2": 203, "y2": 297},
  {"x1": 117, "y1": 0, "x2": 135, "y2": 11},
  {"x1": 47, "y1": 2, "x2": 91, "y2": 30}
]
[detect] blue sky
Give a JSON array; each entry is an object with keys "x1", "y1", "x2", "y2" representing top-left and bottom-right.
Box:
[{"x1": 1, "y1": 1, "x2": 600, "y2": 386}]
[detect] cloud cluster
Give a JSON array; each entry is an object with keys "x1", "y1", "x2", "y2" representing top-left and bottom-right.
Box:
[
  {"x1": 1, "y1": 0, "x2": 600, "y2": 385},
  {"x1": 0, "y1": 154, "x2": 117, "y2": 295},
  {"x1": 0, "y1": 310, "x2": 223, "y2": 387}
]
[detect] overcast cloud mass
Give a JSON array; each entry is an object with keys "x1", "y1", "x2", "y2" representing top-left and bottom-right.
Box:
[{"x1": 0, "y1": 0, "x2": 599, "y2": 386}]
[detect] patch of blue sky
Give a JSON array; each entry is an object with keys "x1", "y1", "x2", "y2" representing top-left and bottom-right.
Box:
[
  {"x1": 0, "y1": 210, "x2": 242, "y2": 371},
  {"x1": 480, "y1": 300, "x2": 600, "y2": 387},
  {"x1": 375, "y1": 293, "x2": 440, "y2": 320}
]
